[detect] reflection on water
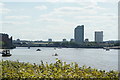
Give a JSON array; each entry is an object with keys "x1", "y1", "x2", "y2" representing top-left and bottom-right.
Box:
[{"x1": 0, "y1": 47, "x2": 118, "y2": 71}]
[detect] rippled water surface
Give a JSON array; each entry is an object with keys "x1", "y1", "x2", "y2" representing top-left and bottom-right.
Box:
[{"x1": 1, "y1": 47, "x2": 119, "y2": 71}]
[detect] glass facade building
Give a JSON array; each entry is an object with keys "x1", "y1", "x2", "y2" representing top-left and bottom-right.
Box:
[{"x1": 74, "y1": 25, "x2": 84, "y2": 44}]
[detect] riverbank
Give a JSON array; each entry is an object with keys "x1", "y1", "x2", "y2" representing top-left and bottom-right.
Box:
[
  {"x1": 1, "y1": 59, "x2": 119, "y2": 79},
  {"x1": 0, "y1": 46, "x2": 16, "y2": 49},
  {"x1": 12, "y1": 46, "x2": 120, "y2": 49}
]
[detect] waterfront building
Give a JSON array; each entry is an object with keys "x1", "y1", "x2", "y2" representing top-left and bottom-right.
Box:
[
  {"x1": 74, "y1": 25, "x2": 84, "y2": 44},
  {"x1": 15, "y1": 39, "x2": 20, "y2": 43},
  {"x1": 48, "y1": 38, "x2": 52, "y2": 42},
  {"x1": 95, "y1": 31, "x2": 103, "y2": 42},
  {"x1": 70, "y1": 38, "x2": 75, "y2": 42},
  {"x1": 63, "y1": 39, "x2": 67, "y2": 42},
  {"x1": 85, "y1": 38, "x2": 89, "y2": 42},
  {"x1": 0, "y1": 33, "x2": 13, "y2": 49}
]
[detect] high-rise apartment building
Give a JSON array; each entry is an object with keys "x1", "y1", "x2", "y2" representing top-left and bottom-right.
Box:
[
  {"x1": 95, "y1": 31, "x2": 103, "y2": 42},
  {"x1": 74, "y1": 25, "x2": 84, "y2": 44}
]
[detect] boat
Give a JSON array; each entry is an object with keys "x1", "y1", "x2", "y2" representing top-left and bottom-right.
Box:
[
  {"x1": 52, "y1": 53, "x2": 58, "y2": 56},
  {"x1": 54, "y1": 48, "x2": 56, "y2": 50},
  {"x1": 58, "y1": 47, "x2": 62, "y2": 49},
  {"x1": 55, "y1": 53, "x2": 58, "y2": 56},
  {"x1": 106, "y1": 48, "x2": 110, "y2": 51},
  {"x1": 2, "y1": 53, "x2": 12, "y2": 57},
  {"x1": 28, "y1": 46, "x2": 30, "y2": 49},
  {"x1": 36, "y1": 49, "x2": 41, "y2": 51},
  {"x1": 103, "y1": 47, "x2": 110, "y2": 51},
  {"x1": 105, "y1": 47, "x2": 110, "y2": 51},
  {"x1": 2, "y1": 50, "x2": 12, "y2": 57}
]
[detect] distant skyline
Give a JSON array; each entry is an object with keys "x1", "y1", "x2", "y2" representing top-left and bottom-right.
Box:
[{"x1": 0, "y1": 0, "x2": 118, "y2": 41}]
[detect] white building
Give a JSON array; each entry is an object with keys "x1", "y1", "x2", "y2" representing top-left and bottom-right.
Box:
[
  {"x1": 74, "y1": 25, "x2": 84, "y2": 44},
  {"x1": 95, "y1": 31, "x2": 103, "y2": 42}
]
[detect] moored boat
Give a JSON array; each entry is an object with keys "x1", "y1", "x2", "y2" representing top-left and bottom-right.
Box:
[
  {"x1": 2, "y1": 53, "x2": 12, "y2": 57},
  {"x1": 2, "y1": 50, "x2": 12, "y2": 57}
]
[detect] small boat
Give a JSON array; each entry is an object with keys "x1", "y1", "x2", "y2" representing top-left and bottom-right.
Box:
[
  {"x1": 2, "y1": 53, "x2": 12, "y2": 57},
  {"x1": 28, "y1": 46, "x2": 30, "y2": 49},
  {"x1": 55, "y1": 53, "x2": 58, "y2": 56},
  {"x1": 2, "y1": 50, "x2": 12, "y2": 57},
  {"x1": 103, "y1": 47, "x2": 110, "y2": 51},
  {"x1": 106, "y1": 48, "x2": 110, "y2": 51},
  {"x1": 36, "y1": 49, "x2": 41, "y2": 51},
  {"x1": 58, "y1": 47, "x2": 62, "y2": 49},
  {"x1": 52, "y1": 53, "x2": 58, "y2": 56}
]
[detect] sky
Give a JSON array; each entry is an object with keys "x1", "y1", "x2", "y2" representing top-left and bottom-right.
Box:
[{"x1": 0, "y1": 0, "x2": 119, "y2": 41}]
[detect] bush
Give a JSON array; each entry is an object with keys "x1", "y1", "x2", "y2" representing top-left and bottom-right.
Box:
[{"x1": 1, "y1": 59, "x2": 119, "y2": 79}]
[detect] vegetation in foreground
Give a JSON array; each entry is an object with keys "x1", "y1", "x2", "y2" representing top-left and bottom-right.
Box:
[{"x1": 1, "y1": 59, "x2": 119, "y2": 79}]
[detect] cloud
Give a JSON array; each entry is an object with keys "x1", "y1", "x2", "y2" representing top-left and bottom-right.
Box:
[
  {"x1": 38, "y1": 18, "x2": 64, "y2": 22},
  {"x1": 1, "y1": 0, "x2": 119, "y2": 3},
  {"x1": 43, "y1": 0, "x2": 119, "y2": 3},
  {"x1": 37, "y1": 4, "x2": 107, "y2": 22},
  {"x1": 36, "y1": 3, "x2": 117, "y2": 35},
  {"x1": 37, "y1": 16, "x2": 74, "y2": 29},
  {"x1": 1, "y1": 21, "x2": 30, "y2": 25},
  {"x1": 35, "y1": 5, "x2": 47, "y2": 10},
  {"x1": 74, "y1": 15, "x2": 117, "y2": 32},
  {"x1": 4, "y1": 16, "x2": 31, "y2": 19},
  {"x1": 0, "y1": 8, "x2": 11, "y2": 14},
  {"x1": 0, "y1": 2, "x2": 4, "y2": 7},
  {"x1": 0, "y1": 3, "x2": 11, "y2": 14},
  {"x1": 53, "y1": 6, "x2": 98, "y2": 15},
  {"x1": 75, "y1": 15, "x2": 117, "y2": 21},
  {"x1": 1, "y1": 1, "x2": 117, "y2": 41},
  {"x1": 38, "y1": 7, "x2": 95, "y2": 20}
]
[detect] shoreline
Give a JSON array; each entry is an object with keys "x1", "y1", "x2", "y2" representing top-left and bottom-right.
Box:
[{"x1": 6, "y1": 46, "x2": 120, "y2": 50}]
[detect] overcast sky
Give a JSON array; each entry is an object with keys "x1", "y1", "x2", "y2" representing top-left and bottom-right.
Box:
[{"x1": 0, "y1": 0, "x2": 119, "y2": 41}]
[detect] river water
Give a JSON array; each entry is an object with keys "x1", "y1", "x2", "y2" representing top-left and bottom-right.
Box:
[{"x1": 0, "y1": 47, "x2": 119, "y2": 71}]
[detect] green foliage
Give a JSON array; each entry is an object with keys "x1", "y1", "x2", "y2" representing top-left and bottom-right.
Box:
[
  {"x1": 1, "y1": 59, "x2": 119, "y2": 79},
  {"x1": 114, "y1": 43, "x2": 120, "y2": 46}
]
